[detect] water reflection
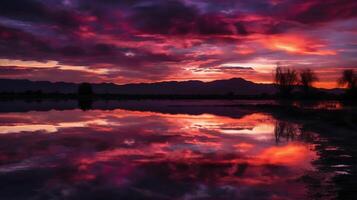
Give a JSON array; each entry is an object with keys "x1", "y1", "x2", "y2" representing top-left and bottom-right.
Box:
[
  {"x1": 78, "y1": 98, "x2": 93, "y2": 111},
  {"x1": 0, "y1": 108, "x2": 330, "y2": 199},
  {"x1": 292, "y1": 101, "x2": 343, "y2": 110},
  {"x1": 274, "y1": 121, "x2": 315, "y2": 144}
]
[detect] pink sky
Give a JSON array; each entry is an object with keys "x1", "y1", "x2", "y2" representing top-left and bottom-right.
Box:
[{"x1": 0, "y1": 0, "x2": 357, "y2": 88}]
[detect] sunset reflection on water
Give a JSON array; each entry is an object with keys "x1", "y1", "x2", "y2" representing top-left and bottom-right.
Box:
[{"x1": 0, "y1": 108, "x2": 321, "y2": 199}]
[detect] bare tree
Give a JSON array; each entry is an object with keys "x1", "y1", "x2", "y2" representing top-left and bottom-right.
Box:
[
  {"x1": 338, "y1": 69, "x2": 357, "y2": 97},
  {"x1": 78, "y1": 83, "x2": 93, "y2": 96},
  {"x1": 339, "y1": 70, "x2": 357, "y2": 90},
  {"x1": 299, "y1": 69, "x2": 318, "y2": 96},
  {"x1": 274, "y1": 66, "x2": 298, "y2": 98}
]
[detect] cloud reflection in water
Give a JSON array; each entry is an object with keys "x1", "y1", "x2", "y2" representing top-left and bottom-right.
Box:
[{"x1": 0, "y1": 108, "x2": 319, "y2": 199}]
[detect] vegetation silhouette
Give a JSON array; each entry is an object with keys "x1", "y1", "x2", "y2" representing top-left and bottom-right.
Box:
[
  {"x1": 338, "y1": 69, "x2": 357, "y2": 99},
  {"x1": 274, "y1": 66, "x2": 298, "y2": 98},
  {"x1": 77, "y1": 83, "x2": 94, "y2": 110},
  {"x1": 78, "y1": 83, "x2": 93, "y2": 96},
  {"x1": 2, "y1": 69, "x2": 357, "y2": 101},
  {"x1": 299, "y1": 69, "x2": 318, "y2": 98}
]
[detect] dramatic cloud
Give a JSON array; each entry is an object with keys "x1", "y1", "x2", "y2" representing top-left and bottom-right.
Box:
[{"x1": 0, "y1": 0, "x2": 356, "y2": 87}]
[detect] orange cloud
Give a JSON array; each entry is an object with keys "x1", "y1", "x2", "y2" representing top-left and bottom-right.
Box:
[
  {"x1": 262, "y1": 34, "x2": 336, "y2": 55},
  {"x1": 257, "y1": 144, "x2": 316, "y2": 167},
  {"x1": 235, "y1": 45, "x2": 255, "y2": 55}
]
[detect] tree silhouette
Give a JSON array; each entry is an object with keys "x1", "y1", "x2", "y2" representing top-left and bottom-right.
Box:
[
  {"x1": 299, "y1": 69, "x2": 318, "y2": 96},
  {"x1": 78, "y1": 83, "x2": 93, "y2": 96},
  {"x1": 274, "y1": 66, "x2": 298, "y2": 98},
  {"x1": 338, "y1": 69, "x2": 357, "y2": 98}
]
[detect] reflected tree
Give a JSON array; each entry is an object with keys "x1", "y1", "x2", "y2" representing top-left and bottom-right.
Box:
[
  {"x1": 78, "y1": 98, "x2": 93, "y2": 111},
  {"x1": 274, "y1": 121, "x2": 314, "y2": 144}
]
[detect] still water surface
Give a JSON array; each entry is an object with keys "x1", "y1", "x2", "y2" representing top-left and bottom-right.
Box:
[{"x1": 0, "y1": 101, "x2": 342, "y2": 199}]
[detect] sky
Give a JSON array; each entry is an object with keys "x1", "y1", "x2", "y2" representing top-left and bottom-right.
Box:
[{"x1": 0, "y1": 0, "x2": 356, "y2": 88}]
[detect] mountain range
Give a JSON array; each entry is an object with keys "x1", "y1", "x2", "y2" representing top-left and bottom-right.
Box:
[{"x1": 0, "y1": 78, "x2": 342, "y2": 95}]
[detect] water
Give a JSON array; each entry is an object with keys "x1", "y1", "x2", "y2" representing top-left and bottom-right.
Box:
[{"x1": 0, "y1": 100, "x2": 351, "y2": 199}]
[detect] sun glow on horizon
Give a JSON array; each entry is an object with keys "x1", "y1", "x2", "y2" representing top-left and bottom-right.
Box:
[{"x1": 0, "y1": 59, "x2": 110, "y2": 75}]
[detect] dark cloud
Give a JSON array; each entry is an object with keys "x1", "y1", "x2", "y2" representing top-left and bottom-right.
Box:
[
  {"x1": 0, "y1": 66, "x2": 33, "y2": 75},
  {"x1": 0, "y1": 0, "x2": 46, "y2": 20},
  {"x1": 0, "y1": 25, "x2": 54, "y2": 61},
  {"x1": 0, "y1": 0, "x2": 356, "y2": 84},
  {"x1": 0, "y1": 0, "x2": 82, "y2": 29},
  {"x1": 219, "y1": 66, "x2": 255, "y2": 71},
  {"x1": 0, "y1": 66, "x2": 104, "y2": 82},
  {"x1": 196, "y1": 14, "x2": 235, "y2": 35},
  {"x1": 235, "y1": 23, "x2": 249, "y2": 35},
  {"x1": 129, "y1": 0, "x2": 249, "y2": 36},
  {"x1": 288, "y1": 0, "x2": 357, "y2": 24},
  {"x1": 130, "y1": 0, "x2": 197, "y2": 35},
  {"x1": 0, "y1": 24, "x2": 179, "y2": 71}
]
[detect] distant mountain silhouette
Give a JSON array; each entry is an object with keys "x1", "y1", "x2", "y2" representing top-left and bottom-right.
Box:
[{"x1": 0, "y1": 78, "x2": 342, "y2": 95}]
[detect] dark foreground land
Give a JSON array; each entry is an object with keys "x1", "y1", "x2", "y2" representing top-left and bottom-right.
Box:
[{"x1": 254, "y1": 102, "x2": 357, "y2": 199}]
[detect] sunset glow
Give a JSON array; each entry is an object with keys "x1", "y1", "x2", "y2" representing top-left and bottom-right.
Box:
[{"x1": 0, "y1": 0, "x2": 356, "y2": 88}]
